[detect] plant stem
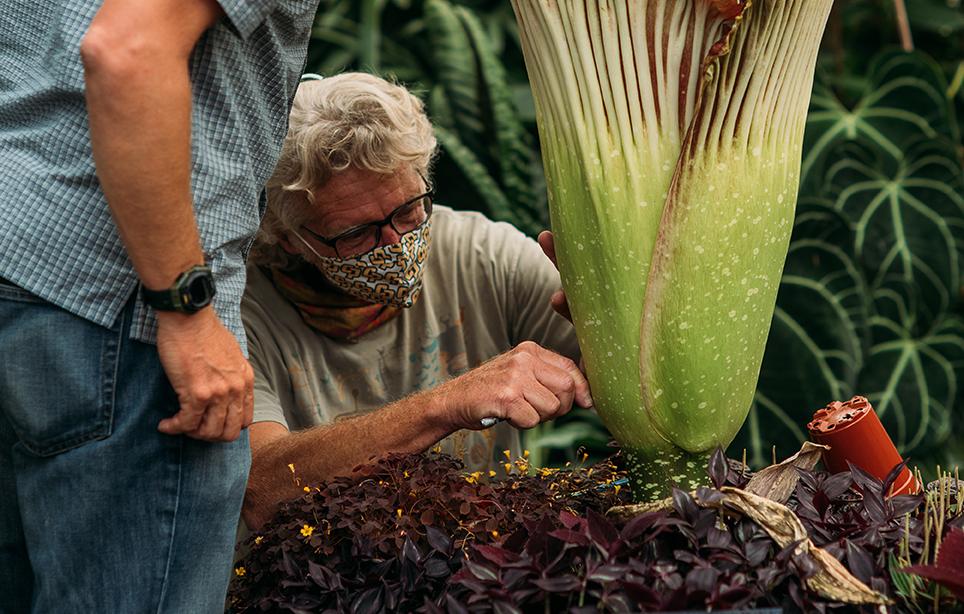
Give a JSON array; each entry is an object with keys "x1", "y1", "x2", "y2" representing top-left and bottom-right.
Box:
[{"x1": 892, "y1": 0, "x2": 913, "y2": 52}]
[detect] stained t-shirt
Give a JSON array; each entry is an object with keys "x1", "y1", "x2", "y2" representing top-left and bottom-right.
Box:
[{"x1": 242, "y1": 206, "x2": 580, "y2": 474}]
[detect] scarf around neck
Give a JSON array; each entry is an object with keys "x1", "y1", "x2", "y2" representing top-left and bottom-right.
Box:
[{"x1": 267, "y1": 264, "x2": 403, "y2": 341}]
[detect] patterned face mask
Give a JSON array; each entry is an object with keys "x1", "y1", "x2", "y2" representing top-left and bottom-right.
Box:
[{"x1": 292, "y1": 221, "x2": 431, "y2": 307}]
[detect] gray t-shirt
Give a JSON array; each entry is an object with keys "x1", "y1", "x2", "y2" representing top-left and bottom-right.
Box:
[{"x1": 242, "y1": 206, "x2": 580, "y2": 473}]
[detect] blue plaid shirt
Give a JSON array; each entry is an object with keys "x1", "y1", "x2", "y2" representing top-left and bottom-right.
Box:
[{"x1": 0, "y1": 0, "x2": 314, "y2": 353}]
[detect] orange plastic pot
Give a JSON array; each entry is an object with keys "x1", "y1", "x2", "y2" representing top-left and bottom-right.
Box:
[{"x1": 807, "y1": 396, "x2": 920, "y2": 497}]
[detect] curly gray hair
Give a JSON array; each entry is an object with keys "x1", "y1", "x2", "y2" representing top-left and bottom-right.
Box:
[{"x1": 251, "y1": 72, "x2": 437, "y2": 266}]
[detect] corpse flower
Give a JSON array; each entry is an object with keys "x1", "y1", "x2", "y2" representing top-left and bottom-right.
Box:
[{"x1": 510, "y1": 0, "x2": 835, "y2": 501}]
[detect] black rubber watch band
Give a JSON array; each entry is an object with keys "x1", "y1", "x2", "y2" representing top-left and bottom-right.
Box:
[{"x1": 142, "y1": 265, "x2": 216, "y2": 314}]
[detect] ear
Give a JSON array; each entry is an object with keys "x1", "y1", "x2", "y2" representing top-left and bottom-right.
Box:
[{"x1": 275, "y1": 230, "x2": 301, "y2": 255}]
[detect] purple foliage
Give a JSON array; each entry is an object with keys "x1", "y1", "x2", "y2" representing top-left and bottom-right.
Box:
[{"x1": 228, "y1": 447, "x2": 962, "y2": 613}]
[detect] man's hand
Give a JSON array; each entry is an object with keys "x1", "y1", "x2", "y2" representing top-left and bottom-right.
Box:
[
  {"x1": 155, "y1": 308, "x2": 254, "y2": 442},
  {"x1": 436, "y1": 341, "x2": 592, "y2": 431}
]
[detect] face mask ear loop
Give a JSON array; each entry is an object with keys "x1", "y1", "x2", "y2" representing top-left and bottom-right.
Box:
[{"x1": 289, "y1": 228, "x2": 330, "y2": 263}]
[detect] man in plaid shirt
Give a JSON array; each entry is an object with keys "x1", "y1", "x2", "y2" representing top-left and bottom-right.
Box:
[{"x1": 0, "y1": 1, "x2": 315, "y2": 611}]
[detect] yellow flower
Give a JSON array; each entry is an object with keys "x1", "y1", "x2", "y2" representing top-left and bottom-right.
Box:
[
  {"x1": 304, "y1": 486, "x2": 311, "y2": 492},
  {"x1": 254, "y1": 536, "x2": 263, "y2": 545},
  {"x1": 300, "y1": 524, "x2": 314, "y2": 538},
  {"x1": 235, "y1": 566, "x2": 246, "y2": 577}
]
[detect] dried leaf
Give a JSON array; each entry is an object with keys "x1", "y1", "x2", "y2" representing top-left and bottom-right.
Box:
[
  {"x1": 606, "y1": 497, "x2": 674, "y2": 524},
  {"x1": 708, "y1": 487, "x2": 892, "y2": 605},
  {"x1": 744, "y1": 441, "x2": 827, "y2": 504}
]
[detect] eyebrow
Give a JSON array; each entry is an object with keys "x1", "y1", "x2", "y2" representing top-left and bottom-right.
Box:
[
  {"x1": 305, "y1": 186, "x2": 433, "y2": 244},
  {"x1": 325, "y1": 179, "x2": 433, "y2": 239}
]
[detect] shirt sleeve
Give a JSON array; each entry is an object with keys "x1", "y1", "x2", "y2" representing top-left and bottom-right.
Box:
[
  {"x1": 241, "y1": 273, "x2": 291, "y2": 429},
  {"x1": 215, "y1": 0, "x2": 307, "y2": 39},
  {"x1": 504, "y1": 229, "x2": 582, "y2": 363},
  {"x1": 452, "y1": 208, "x2": 581, "y2": 363}
]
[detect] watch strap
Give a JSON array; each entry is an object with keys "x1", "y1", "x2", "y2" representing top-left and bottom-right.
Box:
[{"x1": 142, "y1": 265, "x2": 215, "y2": 314}]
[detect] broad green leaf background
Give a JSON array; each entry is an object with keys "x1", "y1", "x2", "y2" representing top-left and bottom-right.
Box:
[{"x1": 734, "y1": 51, "x2": 964, "y2": 472}]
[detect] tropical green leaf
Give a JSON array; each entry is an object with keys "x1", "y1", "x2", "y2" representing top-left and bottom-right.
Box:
[
  {"x1": 906, "y1": 0, "x2": 964, "y2": 37},
  {"x1": 739, "y1": 50, "x2": 964, "y2": 468},
  {"x1": 432, "y1": 124, "x2": 518, "y2": 226},
  {"x1": 820, "y1": 137, "x2": 964, "y2": 331},
  {"x1": 424, "y1": 0, "x2": 486, "y2": 139},
  {"x1": 802, "y1": 50, "x2": 957, "y2": 191},
  {"x1": 454, "y1": 5, "x2": 540, "y2": 232},
  {"x1": 859, "y1": 312, "x2": 964, "y2": 454}
]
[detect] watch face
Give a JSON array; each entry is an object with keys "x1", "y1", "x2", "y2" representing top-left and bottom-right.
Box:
[
  {"x1": 187, "y1": 274, "x2": 215, "y2": 306},
  {"x1": 142, "y1": 265, "x2": 216, "y2": 313},
  {"x1": 184, "y1": 271, "x2": 215, "y2": 311}
]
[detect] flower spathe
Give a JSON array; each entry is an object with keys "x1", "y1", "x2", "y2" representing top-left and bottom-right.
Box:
[{"x1": 510, "y1": 0, "x2": 834, "y2": 501}]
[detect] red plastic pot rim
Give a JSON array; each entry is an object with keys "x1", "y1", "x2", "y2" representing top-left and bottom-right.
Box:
[
  {"x1": 807, "y1": 396, "x2": 873, "y2": 435},
  {"x1": 807, "y1": 395, "x2": 920, "y2": 496}
]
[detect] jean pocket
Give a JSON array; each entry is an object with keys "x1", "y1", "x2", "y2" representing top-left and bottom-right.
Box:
[
  {"x1": 0, "y1": 276, "x2": 45, "y2": 302},
  {"x1": 0, "y1": 297, "x2": 120, "y2": 456}
]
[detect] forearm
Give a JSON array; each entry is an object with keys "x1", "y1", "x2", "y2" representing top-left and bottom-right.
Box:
[
  {"x1": 244, "y1": 390, "x2": 456, "y2": 527},
  {"x1": 243, "y1": 343, "x2": 593, "y2": 528},
  {"x1": 81, "y1": 0, "x2": 224, "y2": 288},
  {"x1": 80, "y1": 0, "x2": 253, "y2": 442}
]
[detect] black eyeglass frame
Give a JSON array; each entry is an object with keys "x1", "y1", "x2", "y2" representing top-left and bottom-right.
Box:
[{"x1": 301, "y1": 181, "x2": 435, "y2": 258}]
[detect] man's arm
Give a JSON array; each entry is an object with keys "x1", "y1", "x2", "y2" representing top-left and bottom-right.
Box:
[
  {"x1": 81, "y1": 0, "x2": 254, "y2": 442},
  {"x1": 241, "y1": 341, "x2": 593, "y2": 529}
]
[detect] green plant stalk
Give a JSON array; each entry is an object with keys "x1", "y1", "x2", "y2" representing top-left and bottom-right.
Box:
[{"x1": 511, "y1": 0, "x2": 833, "y2": 501}]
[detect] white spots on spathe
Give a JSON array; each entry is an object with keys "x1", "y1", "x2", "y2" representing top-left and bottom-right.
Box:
[
  {"x1": 577, "y1": 243, "x2": 584, "y2": 250},
  {"x1": 709, "y1": 185, "x2": 715, "y2": 192},
  {"x1": 752, "y1": 146, "x2": 761, "y2": 157},
  {"x1": 728, "y1": 310, "x2": 737, "y2": 317},
  {"x1": 717, "y1": 162, "x2": 726, "y2": 171},
  {"x1": 679, "y1": 322, "x2": 689, "y2": 330},
  {"x1": 698, "y1": 402, "x2": 707, "y2": 409},
  {"x1": 777, "y1": 193, "x2": 784, "y2": 204},
  {"x1": 639, "y1": 201, "x2": 648, "y2": 207}
]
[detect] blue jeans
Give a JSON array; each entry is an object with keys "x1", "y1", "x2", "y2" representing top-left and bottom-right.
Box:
[{"x1": 0, "y1": 279, "x2": 250, "y2": 613}]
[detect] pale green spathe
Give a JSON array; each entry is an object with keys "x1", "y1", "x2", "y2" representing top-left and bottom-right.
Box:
[{"x1": 511, "y1": 0, "x2": 834, "y2": 500}]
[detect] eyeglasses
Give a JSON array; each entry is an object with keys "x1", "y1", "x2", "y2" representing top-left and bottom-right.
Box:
[{"x1": 301, "y1": 187, "x2": 434, "y2": 258}]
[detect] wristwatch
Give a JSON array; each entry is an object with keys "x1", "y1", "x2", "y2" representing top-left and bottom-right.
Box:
[{"x1": 142, "y1": 265, "x2": 216, "y2": 314}]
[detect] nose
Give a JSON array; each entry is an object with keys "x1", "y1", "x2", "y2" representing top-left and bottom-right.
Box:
[{"x1": 379, "y1": 224, "x2": 403, "y2": 247}]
